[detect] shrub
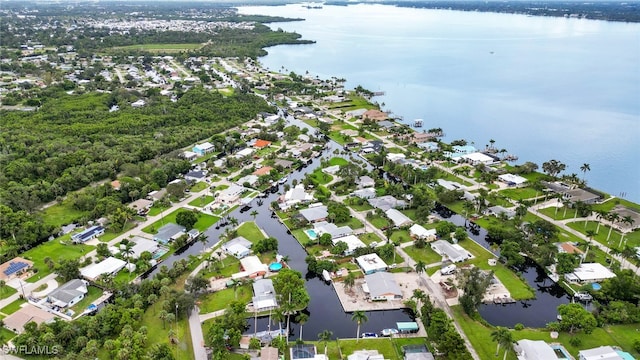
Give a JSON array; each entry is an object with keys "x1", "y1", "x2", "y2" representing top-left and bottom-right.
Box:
[{"x1": 514, "y1": 323, "x2": 524, "y2": 331}]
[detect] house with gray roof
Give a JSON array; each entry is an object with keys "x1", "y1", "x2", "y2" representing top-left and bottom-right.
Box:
[
  {"x1": 314, "y1": 221, "x2": 353, "y2": 239},
  {"x1": 153, "y1": 223, "x2": 186, "y2": 244},
  {"x1": 299, "y1": 205, "x2": 328, "y2": 223},
  {"x1": 363, "y1": 272, "x2": 402, "y2": 301},
  {"x1": 357, "y1": 176, "x2": 375, "y2": 189},
  {"x1": 487, "y1": 206, "x2": 516, "y2": 219},
  {"x1": 223, "y1": 236, "x2": 253, "y2": 259},
  {"x1": 47, "y1": 279, "x2": 88, "y2": 308},
  {"x1": 431, "y1": 240, "x2": 472, "y2": 263},
  {"x1": 352, "y1": 188, "x2": 376, "y2": 199},
  {"x1": 369, "y1": 195, "x2": 407, "y2": 211},
  {"x1": 385, "y1": 209, "x2": 413, "y2": 227},
  {"x1": 252, "y1": 278, "x2": 278, "y2": 312}
]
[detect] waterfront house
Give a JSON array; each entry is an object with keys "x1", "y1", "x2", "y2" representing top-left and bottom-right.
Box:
[
  {"x1": 487, "y1": 206, "x2": 516, "y2": 220},
  {"x1": 357, "y1": 176, "x2": 375, "y2": 188},
  {"x1": 332, "y1": 235, "x2": 366, "y2": 256},
  {"x1": 47, "y1": 279, "x2": 88, "y2": 308},
  {"x1": 290, "y1": 344, "x2": 328, "y2": 360},
  {"x1": 153, "y1": 223, "x2": 186, "y2": 244},
  {"x1": 184, "y1": 170, "x2": 207, "y2": 182},
  {"x1": 129, "y1": 236, "x2": 160, "y2": 259},
  {"x1": 352, "y1": 188, "x2": 376, "y2": 199},
  {"x1": 362, "y1": 109, "x2": 388, "y2": 122},
  {"x1": 579, "y1": 346, "x2": 632, "y2": 360},
  {"x1": 315, "y1": 221, "x2": 353, "y2": 239},
  {"x1": 80, "y1": 257, "x2": 126, "y2": 281},
  {"x1": 356, "y1": 254, "x2": 388, "y2": 274},
  {"x1": 409, "y1": 224, "x2": 437, "y2": 241},
  {"x1": 564, "y1": 263, "x2": 616, "y2": 284},
  {"x1": 233, "y1": 256, "x2": 268, "y2": 279},
  {"x1": 274, "y1": 159, "x2": 294, "y2": 169},
  {"x1": 498, "y1": 173, "x2": 528, "y2": 187},
  {"x1": 299, "y1": 205, "x2": 329, "y2": 223},
  {"x1": 237, "y1": 174, "x2": 259, "y2": 187},
  {"x1": 253, "y1": 166, "x2": 274, "y2": 176},
  {"x1": 368, "y1": 195, "x2": 407, "y2": 211},
  {"x1": 348, "y1": 350, "x2": 386, "y2": 360},
  {"x1": 430, "y1": 240, "x2": 472, "y2": 263},
  {"x1": 252, "y1": 278, "x2": 278, "y2": 312},
  {"x1": 223, "y1": 236, "x2": 252, "y2": 259},
  {"x1": 279, "y1": 184, "x2": 315, "y2": 210},
  {"x1": 363, "y1": 272, "x2": 402, "y2": 301},
  {"x1": 385, "y1": 208, "x2": 413, "y2": 227},
  {"x1": 217, "y1": 184, "x2": 246, "y2": 204},
  {"x1": 513, "y1": 339, "x2": 557, "y2": 360}
]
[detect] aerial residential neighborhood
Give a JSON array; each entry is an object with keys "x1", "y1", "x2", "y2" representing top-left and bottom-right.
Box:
[{"x1": 0, "y1": 2, "x2": 639, "y2": 360}]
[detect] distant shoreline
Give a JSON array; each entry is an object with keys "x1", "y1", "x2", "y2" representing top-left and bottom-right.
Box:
[{"x1": 322, "y1": 0, "x2": 640, "y2": 23}]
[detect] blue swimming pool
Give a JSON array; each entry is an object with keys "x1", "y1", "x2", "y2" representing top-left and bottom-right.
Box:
[
  {"x1": 305, "y1": 229, "x2": 318, "y2": 240},
  {"x1": 551, "y1": 345, "x2": 571, "y2": 359},
  {"x1": 269, "y1": 262, "x2": 283, "y2": 272}
]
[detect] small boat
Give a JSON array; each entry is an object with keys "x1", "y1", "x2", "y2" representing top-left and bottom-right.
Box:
[
  {"x1": 361, "y1": 332, "x2": 378, "y2": 338},
  {"x1": 380, "y1": 328, "x2": 399, "y2": 337},
  {"x1": 574, "y1": 292, "x2": 593, "y2": 301},
  {"x1": 322, "y1": 269, "x2": 332, "y2": 282}
]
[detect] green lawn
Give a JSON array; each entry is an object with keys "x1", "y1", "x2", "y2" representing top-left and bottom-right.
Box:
[
  {"x1": 346, "y1": 198, "x2": 374, "y2": 211},
  {"x1": 236, "y1": 221, "x2": 267, "y2": 243},
  {"x1": 0, "y1": 285, "x2": 17, "y2": 300},
  {"x1": 460, "y1": 239, "x2": 535, "y2": 300},
  {"x1": 1, "y1": 327, "x2": 16, "y2": 344},
  {"x1": 539, "y1": 206, "x2": 581, "y2": 221},
  {"x1": 389, "y1": 230, "x2": 411, "y2": 244},
  {"x1": 200, "y1": 256, "x2": 241, "y2": 279},
  {"x1": 190, "y1": 182, "x2": 208, "y2": 192},
  {"x1": 566, "y1": 220, "x2": 640, "y2": 251},
  {"x1": 328, "y1": 157, "x2": 349, "y2": 166},
  {"x1": 147, "y1": 203, "x2": 171, "y2": 216},
  {"x1": 138, "y1": 300, "x2": 194, "y2": 360},
  {"x1": 368, "y1": 215, "x2": 390, "y2": 229},
  {"x1": 451, "y1": 305, "x2": 518, "y2": 360},
  {"x1": 498, "y1": 187, "x2": 540, "y2": 201},
  {"x1": 142, "y1": 208, "x2": 219, "y2": 234},
  {"x1": 309, "y1": 168, "x2": 334, "y2": 185},
  {"x1": 22, "y1": 236, "x2": 94, "y2": 282},
  {"x1": 197, "y1": 284, "x2": 252, "y2": 314},
  {"x1": 193, "y1": 151, "x2": 220, "y2": 164},
  {"x1": 42, "y1": 200, "x2": 88, "y2": 228},
  {"x1": 338, "y1": 338, "x2": 400, "y2": 359},
  {"x1": 404, "y1": 245, "x2": 443, "y2": 265},
  {"x1": 359, "y1": 232, "x2": 383, "y2": 246},
  {"x1": 69, "y1": 286, "x2": 103, "y2": 315},
  {"x1": 0, "y1": 298, "x2": 26, "y2": 315},
  {"x1": 338, "y1": 217, "x2": 364, "y2": 230},
  {"x1": 99, "y1": 222, "x2": 136, "y2": 242},
  {"x1": 188, "y1": 195, "x2": 215, "y2": 208}
]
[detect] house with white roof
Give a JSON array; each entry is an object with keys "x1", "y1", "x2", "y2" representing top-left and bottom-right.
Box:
[
  {"x1": 332, "y1": 235, "x2": 366, "y2": 256},
  {"x1": 564, "y1": 263, "x2": 616, "y2": 284},
  {"x1": 430, "y1": 240, "x2": 472, "y2": 263},
  {"x1": 352, "y1": 188, "x2": 376, "y2": 199},
  {"x1": 217, "y1": 184, "x2": 246, "y2": 204},
  {"x1": 513, "y1": 339, "x2": 557, "y2": 360},
  {"x1": 409, "y1": 224, "x2": 437, "y2": 241},
  {"x1": 279, "y1": 184, "x2": 315, "y2": 210},
  {"x1": 80, "y1": 257, "x2": 126, "y2": 281},
  {"x1": 357, "y1": 176, "x2": 375, "y2": 188},
  {"x1": 356, "y1": 254, "x2": 388, "y2": 275},
  {"x1": 315, "y1": 221, "x2": 353, "y2": 240},
  {"x1": 363, "y1": 272, "x2": 403, "y2": 301},
  {"x1": 323, "y1": 165, "x2": 340, "y2": 175},
  {"x1": 498, "y1": 174, "x2": 528, "y2": 187},
  {"x1": 385, "y1": 208, "x2": 413, "y2": 227},
  {"x1": 252, "y1": 278, "x2": 278, "y2": 312},
  {"x1": 233, "y1": 256, "x2": 268, "y2": 279},
  {"x1": 579, "y1": 346, "x2": 627, "y2": 360},
  {"x1": 460, "y1": 152, "x2": 495, "y2": 165},
  {"x1": 237, "y1": 174, "x2": 259, "y2": 187},
  {"x1": 192, "y1": 142, "x2": 215, "y2": 156},
  {"x1": 235, "y1": 147, "x2": 255, "y2": 158},
  {"x1": 129, "y1": 237, "x2": 160, "y2": 259}
]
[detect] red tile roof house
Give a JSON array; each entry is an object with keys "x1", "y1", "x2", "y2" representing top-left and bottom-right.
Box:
[
  {"x1": 253, "y1": 166, "x2": 274, "y2": 176},
  {"x1": 363, "y1": 109, "x2": 389, "y2": 122},
  {"x1": 254, "y1": 139, "x2": 272, "y2": 149}
]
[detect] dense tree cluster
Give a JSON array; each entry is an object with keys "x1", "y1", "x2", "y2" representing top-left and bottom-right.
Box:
[{"x1": 420, "y1": 298, "x2": 471, "y2": 359}]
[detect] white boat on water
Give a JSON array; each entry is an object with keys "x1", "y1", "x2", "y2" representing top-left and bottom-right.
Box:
[
  {"x1": 322, "y1": 269, "x2": 332, "y2": 282},
  {"x1": 380, "y1": 328, "x2": 399, "y2": 337}
]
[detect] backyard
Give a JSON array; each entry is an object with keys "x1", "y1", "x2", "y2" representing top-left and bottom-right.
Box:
[
  {"x1": 142, "y1": 208, "x2": 219, "y2": 234},
  {"x1": 22, "y1": 236, "x2": 94, "y2": 282},
  {"x1": 236, "y1": 221, "x2": 267, "y2": 243}
]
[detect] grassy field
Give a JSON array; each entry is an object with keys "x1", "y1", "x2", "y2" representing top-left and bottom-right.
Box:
[
  {"x1": 69, "y1": 286, "x2": 103, "y2": 315},
  {"x1": 188, "y1": 195, "x2": 215, "y2": 208},
  {"x1": 147, "y1": 203, "x2": 171, "y2": 216},
  {"x1": 389, "y1": 229, "x2": 411, "y2": 244},
  {"x1": 308, "y1": 168, "x2": 334, "y2": 185},
  {"x1": 142, "y1": 208, "x2": 219, "y2": 234},
  {"x1": 0, "y1": 285, "x2": 17, "y2": 300},
  {"x1": 42, "y1": 201, "x2": 88, "y2": 228},
  {"x1": 190, "y1": 182, "x2": 209, "y2": 192},
  {"x1": 338, "y1": 217, "x2": 364, "y2": 230},
  {"x1": 328, "y1": 157, "x2": 349, "y2": 166},
  {"x1": 359, "y1": 232, "x2": 383, "y2": 246},
  {"x1": 404, "y1": 245, "x2": 443, "y2": 265},
  {"x1": 460, "y1": 239, "x2": 535, "y2": 300},
  {"x1": 236, "y1": 221, "x2": 267, "y2": 243},
  {"x1": 566, "y1": 220, "x2": 640, "y2": 250},
  {"x1": 197, "y1": 284, "x2": 252, "y2": 314},
  {"x1": 498, "y1": 187, "x2": 540, "y2": 201},
  {"x1": 345, "y1": 198, "x2": 374, "y2": 211},
  {"x1": 0, "y1": 298, "x2": 26, "y2": 315},
  {"x1": 139, "y1": 300, "x2": 194, "y2": 359},
  {"x1": 200, "y1": 256, "x2": 241, "y2": 279},
  {"x1": 368, "y1": 215, "x2": 390, "y2": 229},
  {"x1": 114, "y1": 43, "x2": 203, "y2": 52},
  {"x1": 22, "y1": 236, "x2": 94, "y2": 282}
]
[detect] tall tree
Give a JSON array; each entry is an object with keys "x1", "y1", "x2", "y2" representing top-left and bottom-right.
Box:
[
  {"x1": 296, "y1": 313, "x2": 309, "y2": 341},
  {"x1": 491, "y1": 327, "x2": 512, "y2": 358},
  {"x1": 318, "y1": 330, "x2": 333, "y2": 357},
  {"x1": 580, "y1": 163, "x2": 591, "y2": 182},
  {"x1": 351, "y1": 310, "x2": 368, "y2": 341}
]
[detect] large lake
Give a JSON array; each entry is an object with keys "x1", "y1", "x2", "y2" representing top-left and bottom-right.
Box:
[{"x1": 239, "y1": 4, "x2": 640, "y2": 203}]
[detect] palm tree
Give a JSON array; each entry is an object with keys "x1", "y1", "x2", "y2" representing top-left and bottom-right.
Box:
[
  {"x1": 618, "y1": 216, "x2": 635, "y2": 248},
  {"x1": 318, "y1": 330, "x2": 333, "y2": 357},
  {"x1": 250, "y1": 210, "x2": 258, "y2": 220},
  {"x1": 228, "y1": 216, "x2": 239, "y2": 227},
  {"x1": 491, "y1": 326, "x2": 511, "y2": 357},
  {"x1": 296, "y1": 313, "x2": 309, "y2": 341},
  {"x1": 580, "y1": 163, "x2": 591, "y2": 182},
  {"x1": 351, "y1": 310, "x2": 368, "y2": 341},
  {"x1": 595, "y1": 210, "x2": 607, "y2": 233},
  {"x1": 415, "y1": 260, "x2": 427, "y2": 276},
  {"x1": 343, "y1": 272, "x2": 356, "y2": 293},
  {"x1": 412, "y1": 289, "x2": 427, "y2": 316},
  {"x1": 43, "y1": 256, "x2": 55, "y2": 270},
  {"x1": 158, "y1": 310, "x2": 168, "y2": 329},
  {"x1": 606, "y1": 212, "x2": 621, "y2": 243}
]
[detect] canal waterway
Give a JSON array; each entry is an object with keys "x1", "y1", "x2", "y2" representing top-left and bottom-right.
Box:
[
  {"x1": 149, "y1": 116, "x2": 413, "y2": 340},
  {"x1": 239, "y1": 4, "x2": 640, "y2": 203}
]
